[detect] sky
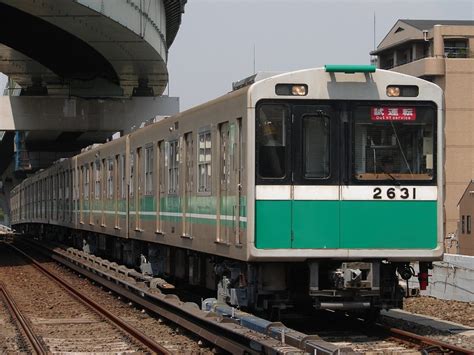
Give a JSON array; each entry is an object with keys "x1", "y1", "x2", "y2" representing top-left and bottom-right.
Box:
[
  {"x1": 1, "y1": 0, "x2": 472, "y2": 110},
  {"x1": 167, "y1": 0, "x2": 473, "y2": 110}
]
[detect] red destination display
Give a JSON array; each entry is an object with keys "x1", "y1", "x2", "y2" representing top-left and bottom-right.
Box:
[{"x1": 370, "y1": 107, "x2": 416, "y2": 121}]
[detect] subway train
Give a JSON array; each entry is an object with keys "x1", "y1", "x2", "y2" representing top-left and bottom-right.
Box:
[{"x1": 10, "y1": 66, "x2": 444, "y2": 315}]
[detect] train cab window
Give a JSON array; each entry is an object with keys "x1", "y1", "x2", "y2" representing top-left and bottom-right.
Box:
[
  {"x1": 256, "y1": 104, "x2": 289, "y2": 179},
  {"x1": 303, "y1": 114, "x2": 330, "y2": 179},
  {"x1": 352, "y1": 105, "x2": 435, "y2": 181}
]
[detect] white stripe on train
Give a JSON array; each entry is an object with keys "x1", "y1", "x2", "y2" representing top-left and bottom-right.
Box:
[{"x1": 256, "y1": 185, "x2": 437, "y2": 201}]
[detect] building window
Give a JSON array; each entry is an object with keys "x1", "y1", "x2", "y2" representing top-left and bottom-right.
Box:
[
  {"x1": 468, "y1": 215, "x2": 472, "y2": 235},
  {"x1": 145, "y1": 145, "x2": 154, "y2": 195},
  {"x1": 444, "y1": 39, "x2": 468, "y2": 58},
  {"x1": 107, "y1": 159, "x2": 114, "y2": 199},
  {"x1": 94, "y1": 160, "x2": 101, "y2": 200},
  {"x1": 461, "y1": 215, "x2": 465, "y2": 234},
  {"x1": 168, "y1": 140, "x2": 179, "y2": 194},
  {"x1": 198, "y1": 131, "x2": 212, "y2": 192}
]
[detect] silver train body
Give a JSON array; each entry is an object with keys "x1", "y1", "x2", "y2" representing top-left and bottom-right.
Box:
[{"x1": 11, "y1": 67, "x2": 444, "y2": 313}]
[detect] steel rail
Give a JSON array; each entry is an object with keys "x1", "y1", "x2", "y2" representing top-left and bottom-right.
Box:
[
  {"x1": 7, "y1": 243, "x2": 171, "y2": 355},
  {"x1": 0, "y1": 282, "x2": 48, "y2": 355},
  {"x1": 17, "y1": 238, "x2": 313, "y2": 354},
  {"x1": 382, "y1": 325, "x2": 473, "y2": 355}
]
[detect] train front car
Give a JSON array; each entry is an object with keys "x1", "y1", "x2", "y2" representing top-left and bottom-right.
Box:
[{"x1": 247, "y1": 66, "x2": 443, "y2": 313}]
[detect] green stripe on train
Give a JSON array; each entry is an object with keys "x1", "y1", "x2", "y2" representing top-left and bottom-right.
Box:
[
  {"x1": 78, "y1": 195, "x2": 247, "y2": 228},
  {"x1": 256, "y1": 200, "x2": 437, "y2": 249}
]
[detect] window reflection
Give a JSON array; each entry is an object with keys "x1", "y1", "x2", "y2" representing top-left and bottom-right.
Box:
[
  {"x1": 303, "y1": 114, "x2": 330, "y2": 179},
  {"x1": 257, "y1": 104, "x2": 288, "y2": 178}
]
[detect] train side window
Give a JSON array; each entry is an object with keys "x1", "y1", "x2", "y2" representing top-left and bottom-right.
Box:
[
  {"x1": 94, "y1": 160, "x2": 101, "y2": 200},
  {"x1": 158, "y1": 141, "x2": 165, "y2": 194},
  {"x1": 107, "y1": 158, "x2": 114, "y2": 199},
  {"x1": 462, "y1": 215, "x2": 465, "y2": 234},
  {"x1": 120, "y1": 154, "x2": 126, "y2": 199},
  {"x1": 198, "y1": 131, "x2": 212, "y2": 193},
  {"x1": 256, "y1": 104, "x2": 289, "y2": 179},
  {"x1": 467, "y1": 216, "x2": 472, "y2": 234},
  {"x1": 130, "y1": 152, "x2": 135, "y2": 197},
  {"x1": 84, "y1": 165, "x2": 89, "y2": 200},
  {"x1": 168, "y1": 140, "x2": 179, "y2": 194},
  {"x1": 145, "y1": 145, "x2": 154, "y2": 195}
]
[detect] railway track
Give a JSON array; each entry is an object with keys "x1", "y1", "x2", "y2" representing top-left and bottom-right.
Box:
[
  {"x1": 6, "y1": 239, "x2": 312, "y2": 354},
  {"x1": 9, "y1": 236, "x2": 474, "y2": 354},
  {"x1": 282, "y1": 309, "x2": 473, "y2": 354},
  {"x1": 0, "y1": 282, "x2": 43, "y2": 353},
  {"x1": 0, "y1": 242, "x2": 170, "y2": 354}
]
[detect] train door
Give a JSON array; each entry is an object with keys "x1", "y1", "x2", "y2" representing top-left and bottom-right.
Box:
[
  {"x1": 255, "y1": 103, "x2": 340, "y2": 249},
  {"x1": 234, "y1": 118, "x2": 243, "y2": 245},
  {"x1": 218, "y1": 122, "x2": 231, "y2": 243},
  {"x1": 114, "y1": 155, "x2": 119, "y2": 228},
  {"x1": 128, "y1": 151, "x2": 135, "y2": 232},
  {"x1": 101, "y1": 159, "x2": 106, "y2": 226},
  {"x1": 136, "y1": 147, "x2": 143, "y2": 230},
  {"x1": 291, "y1": 105, "x2": 340, "y2": 248},
  {"x1": 183, "y1": 133, "x2": 193, "y2": 237},
  {"x1": 156, "y1": 141, "x2": 164, "y2": 233}
]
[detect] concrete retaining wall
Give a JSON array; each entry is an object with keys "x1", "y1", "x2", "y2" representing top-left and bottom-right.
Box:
[{"x1": 423, "y1": 254, "x2": 474, "y2": 302}]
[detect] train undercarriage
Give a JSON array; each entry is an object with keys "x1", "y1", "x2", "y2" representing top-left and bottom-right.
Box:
[{"x1": 16, "y1": 223, "x2": 431, "y2": 318}]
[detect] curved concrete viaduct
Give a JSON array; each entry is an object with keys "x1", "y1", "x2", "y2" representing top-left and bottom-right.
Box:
[
  {"x1": 0, "y1": 0, "x2": 186, "y2": 96},
  {"x1": 0, "y1": 1, "x2": 187, "y2": 225}
]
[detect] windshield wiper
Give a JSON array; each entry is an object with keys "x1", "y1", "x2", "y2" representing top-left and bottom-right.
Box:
[{"x1": 385, "y1": 172, "x2": 401, "y2": 186}]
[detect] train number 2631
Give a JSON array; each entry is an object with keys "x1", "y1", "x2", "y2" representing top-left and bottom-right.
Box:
[{"x1": 373, "y1": 187, "x2": 417, "y2": 200}]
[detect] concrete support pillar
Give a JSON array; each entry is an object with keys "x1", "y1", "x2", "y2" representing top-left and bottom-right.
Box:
[
  {"x1": 0, "y1": 194, "x2": 9, "y2": 226},
  {"x1": 433, "y1": 25, "x2": 445, "y2": 58},
  {"x1": 0, "y1": 177, "x2": 14, "y2": 226},
  {"x1": 412, "y1": 43, "x2": 417, "y2": 61}
]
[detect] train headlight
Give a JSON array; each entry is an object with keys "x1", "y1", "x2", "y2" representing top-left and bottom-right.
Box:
[
  {"x1": 386, "y1": 86, "x2": 401, "y2": 97},
  {"x1": 292, "y1": 85, "x2": 307, "y2": 96},
  {"x1": 386, "y1": 85, "x2": 419, "y2": 97},
  {"x1": 275, "y1": 84, "x2": 308, "y2": 96}
]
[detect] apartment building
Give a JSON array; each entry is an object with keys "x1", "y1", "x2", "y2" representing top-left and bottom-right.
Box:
[{"x1": 371, "y1": 20, "x2": 474, "y2": 250}]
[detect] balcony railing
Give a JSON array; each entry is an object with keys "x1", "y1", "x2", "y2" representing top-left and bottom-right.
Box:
[{"x1": 444, "y1": 47, "x2": 471, "y2": 58}]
